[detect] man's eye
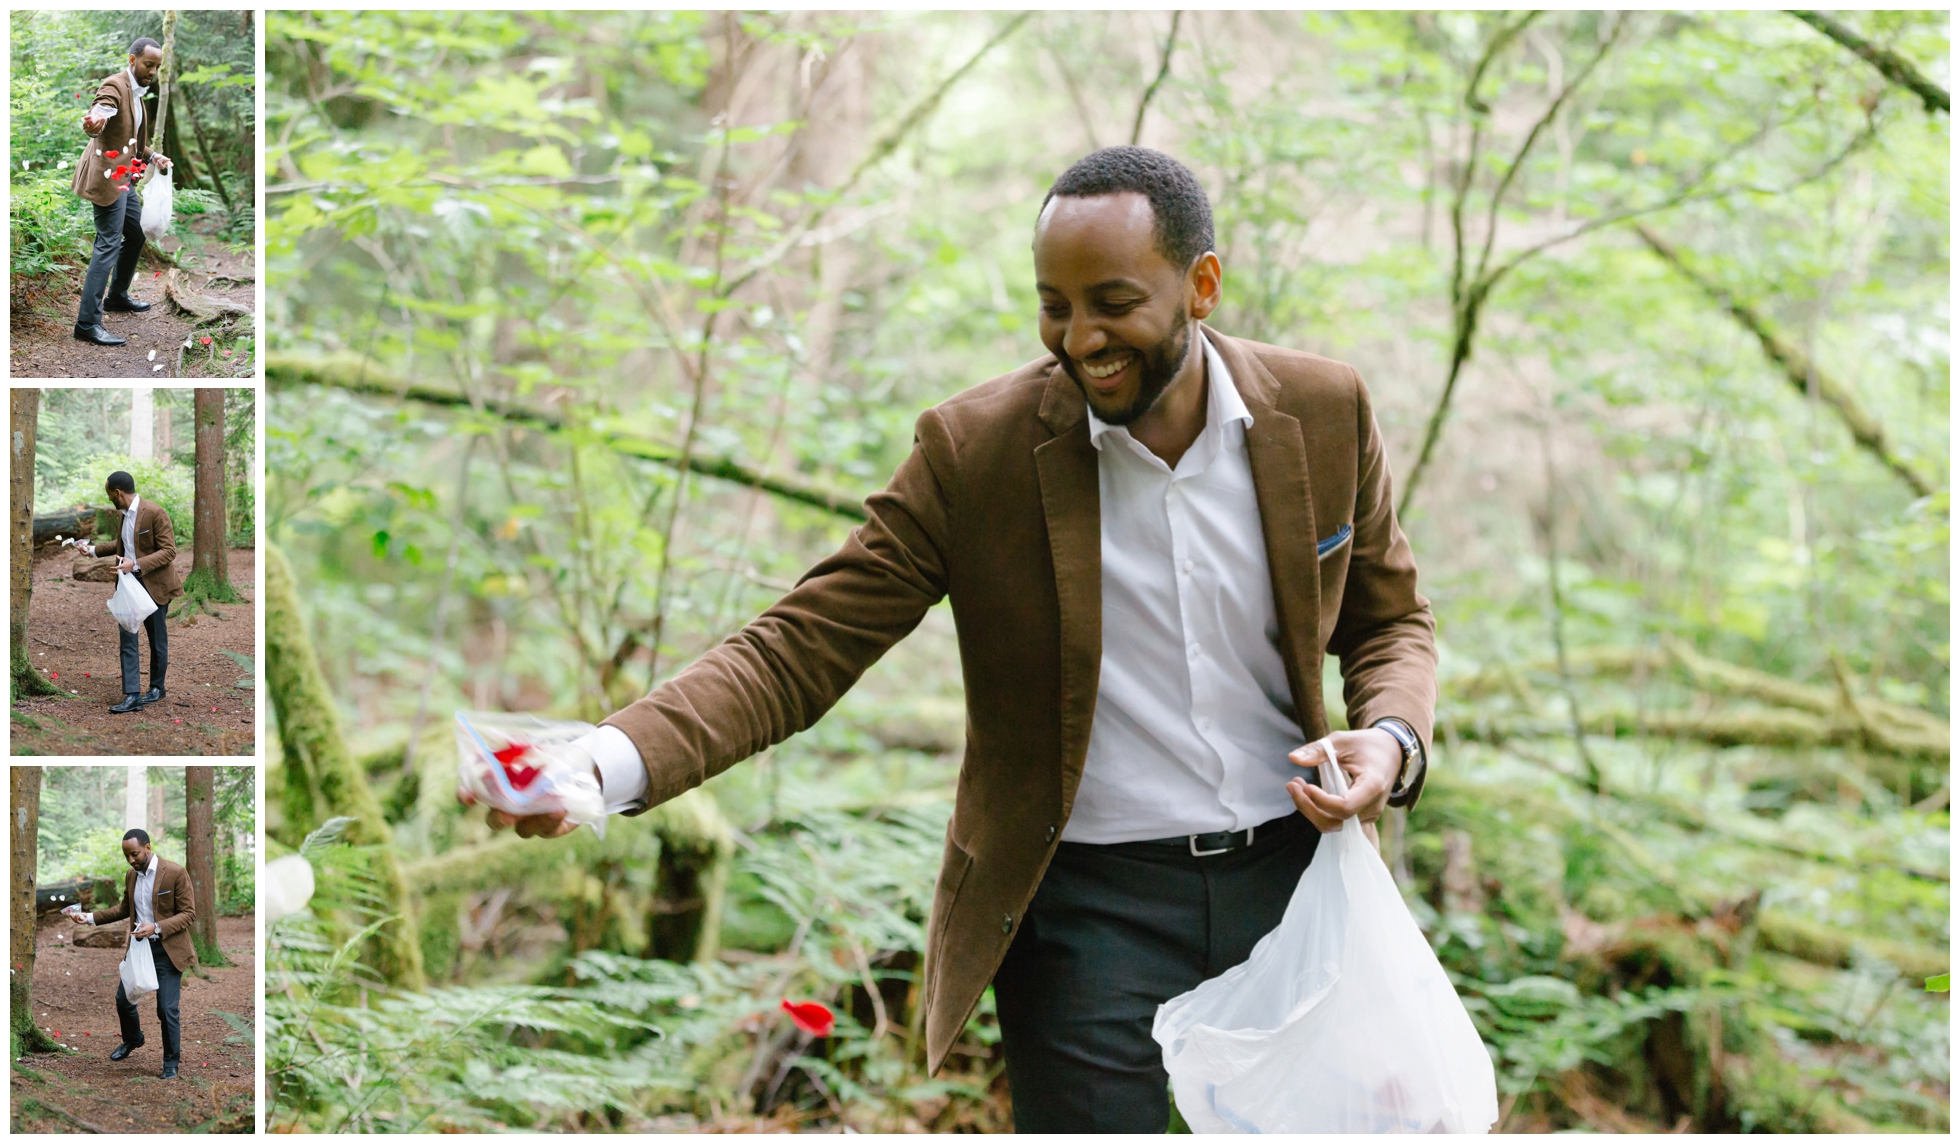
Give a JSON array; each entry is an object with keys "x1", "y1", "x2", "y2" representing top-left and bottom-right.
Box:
[{"x1": 1040, "y1": 305, "x2": 1067, "y2": 318}]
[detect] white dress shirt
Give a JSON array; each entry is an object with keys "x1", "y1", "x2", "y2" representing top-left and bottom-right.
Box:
[
  {"x1": 1063, "y1": 332, "x2": 1305, "y2": 842},
  {"x1": 86, "y1": 494, "x2": 139, "y2": 562},
  {"x1": 84, "y1": 852, "x2": 157, "y2": 933},
  {"x1": 584, "y1": 333, "x2": 1312, "y2": 840}
]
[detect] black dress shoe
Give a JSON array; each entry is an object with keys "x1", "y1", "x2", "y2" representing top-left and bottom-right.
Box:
[
  {"x1": 161, "y1": 1060, "x2": 178, "y2": 1079},
  {"x1": 140, "y1": 686, "x2": 165, "y2": 705},
  {"x1": 110, "y1": 692, "x2": 148, "y2": 714},
  {"x1": 104, "y1": 295, "x2": 151, "y2": 312},
  {"x1": 73, "y1": 323, "x2": 127, "y2": 346},
  {"x1": 110, "y1": 1040, "x2": 143, "y2": 1061}
]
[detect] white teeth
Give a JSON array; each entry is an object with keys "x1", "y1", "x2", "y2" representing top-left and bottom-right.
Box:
[{"x1": 1083, "y1": 354, "x2": 1132, "y2": 379}]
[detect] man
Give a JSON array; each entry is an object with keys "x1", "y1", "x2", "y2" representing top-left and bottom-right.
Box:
[
  {"x1": 468, "y1": 147, "x2": 1435, "y2": 1131},
  {"x1": 60, "y1": 829, "x2": 196, "y2": 1080},
  {"x1": 71, "y1": 37, "x2": 172, "y2": 347},
  {"x1": 80, "y1": 470, "x2": 180, "y2": 712}
]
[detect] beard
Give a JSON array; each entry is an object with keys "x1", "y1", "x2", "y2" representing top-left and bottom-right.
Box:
[{"x1": 1060, "y1": 320, "x2": 1193, "y2": 426}]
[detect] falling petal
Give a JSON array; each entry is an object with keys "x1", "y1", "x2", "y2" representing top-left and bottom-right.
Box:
[{"x1": 781, "y1": 999, "x2": 836, "y2": 1037}]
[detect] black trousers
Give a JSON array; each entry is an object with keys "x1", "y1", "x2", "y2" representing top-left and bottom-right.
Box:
[
  {"x1": 118, "y1": 572, "x2": 167, "y2": 695},
  {"x1": 114, "y1": 938, "x2": 181, "y2": 1063},
  {"x1": 77, "y1": 187, "x2": 145, "y2": 328},
  {"x1": 992, "y1": 813, "x2": 1319, "y2": 1133}
]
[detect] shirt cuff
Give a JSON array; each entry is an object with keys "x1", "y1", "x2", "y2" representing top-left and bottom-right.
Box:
[{"x1": 581, "y1": 724, "x2": 648, "y2": 815}]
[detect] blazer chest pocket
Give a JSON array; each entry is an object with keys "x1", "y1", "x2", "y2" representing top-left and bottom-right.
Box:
[{"x1": 1316, "y1": 523, "x2": 1353, "y2": 559}]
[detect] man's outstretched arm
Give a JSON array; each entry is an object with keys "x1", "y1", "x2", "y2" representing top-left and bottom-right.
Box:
[{"x1": 471, "y1": 409, "x2": 959, "y2": 834}]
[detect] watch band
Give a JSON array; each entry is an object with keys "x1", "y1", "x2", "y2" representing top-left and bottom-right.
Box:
[{"x1": 1372, "y1": 718, "x2": 1420, "y2": 796}]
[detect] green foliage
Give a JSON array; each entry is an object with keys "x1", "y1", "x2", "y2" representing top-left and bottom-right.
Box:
[{"x1": 43, "y1": 451, "x2": 194, "y2": 545}]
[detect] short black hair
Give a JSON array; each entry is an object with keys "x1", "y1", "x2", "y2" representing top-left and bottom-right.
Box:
[
  {"x1": 1041, "y1": 146, "x2": 1215, "y2": 269},
  {"x1": 106, "y1": 471, "x2": 135, "y2": 494},
  {"x1": 123, "y1": 828, "x2": 151, "y2": 846},
  {"x1": 129, "y1": 37, "x2": 161, "y2": 58}
]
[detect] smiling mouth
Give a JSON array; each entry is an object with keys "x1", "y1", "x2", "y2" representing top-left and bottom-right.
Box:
[{"x1": 1080, "y1": 352, "x2": 1134, "y2": 381}]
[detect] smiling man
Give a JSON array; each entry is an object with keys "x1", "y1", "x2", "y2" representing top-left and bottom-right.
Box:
[
  {"x1": 61, "y1": 829, "x2": 197, "y2": 1080},
  {"x1": 71, "y1": 37, "x2": 173, "y2": 347},
  {"x1": 470, "y1": 146, "x2": 1435, "y2": 1131}
]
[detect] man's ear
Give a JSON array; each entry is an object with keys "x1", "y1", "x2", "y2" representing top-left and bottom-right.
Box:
[{"x1": 1187, "y1": 252, "x2": 1223, "y2": 321}]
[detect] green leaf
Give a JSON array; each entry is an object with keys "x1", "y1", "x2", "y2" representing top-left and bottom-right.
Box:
[{"x1": 1927, "y1": 974, "x2": 1949, "y2": 993}]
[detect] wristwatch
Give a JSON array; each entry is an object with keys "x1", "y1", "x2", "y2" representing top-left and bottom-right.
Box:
[{"x1": 1372, "y1": 717, "x2": 1424, "y2": 800}]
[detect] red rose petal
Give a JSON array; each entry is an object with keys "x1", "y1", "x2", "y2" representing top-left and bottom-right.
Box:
[
  {"x1": 781, "y1": 999, "x2": 835, "y2": 1037},
  {"x1": 105, "y1": 150, "x2": 119, "y2": 159},
  {"x1": 48, "y1": 672, "x2": 57, "y2": 680},
  {"x1": 200, "y1": 337, "x2": 212, "y2": 345}
]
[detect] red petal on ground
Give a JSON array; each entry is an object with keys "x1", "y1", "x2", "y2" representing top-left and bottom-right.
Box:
[
  {"x1": 781, "y1": 999, "x2": 835, "y2": 1037},
  {"x1": 200, "y1": 337, "x2": 212, "y2": 345}
]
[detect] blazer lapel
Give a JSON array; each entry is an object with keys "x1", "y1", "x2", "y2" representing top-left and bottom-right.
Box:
[
  {"x1": 1033, "y1": 367, "x2": 1102, "y2": 815},
  {"x1": 1212, "y1": 332, "x2": 1329, "y2": 741}
]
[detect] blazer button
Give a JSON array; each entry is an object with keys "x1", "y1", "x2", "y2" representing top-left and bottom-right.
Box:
[
  {"x1": 1045, "y1": 825, "x2": 1056, "y2": 843},
  {"x1": 1001, "y1": 914, "x2": 1013, "y2": 934}
]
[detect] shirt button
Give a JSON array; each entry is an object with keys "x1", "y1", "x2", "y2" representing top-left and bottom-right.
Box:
[
  {"x1": 1188, "y1": 643, "x2": 1200, "y2": 658},
  {"x1": 1182, "y1": 559, "x2": 1194, "y2": 574},
  {"x1": 1001, "y1": 914, "x2": 1014, "y2": 934},
  {"x1": 1200, "y1": 717, "x2": 1212, "y2": 731}
]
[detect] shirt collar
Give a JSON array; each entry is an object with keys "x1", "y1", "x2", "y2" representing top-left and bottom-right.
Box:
[
  {"x1": 140, "y1": 853, "x2": 157, "y2": 876},
  {"x1": 1087, "y1": 329, "x2": 1250, "y2": 452},
  {"x1": 126, "y1": 494, "x2": 141, "y2": 514}
]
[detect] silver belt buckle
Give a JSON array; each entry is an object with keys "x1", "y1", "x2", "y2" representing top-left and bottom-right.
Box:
[{"x1": 1189, "y1": 825, "x2": 1254, "y2": 857}]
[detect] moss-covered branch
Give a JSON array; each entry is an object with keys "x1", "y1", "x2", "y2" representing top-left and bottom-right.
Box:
[
  {"x1": 266, "y1": 353, "x2": 870, "y2": 523},
  {"x1": 266, "y1": 542, "x2": 425, "y2": 988}
]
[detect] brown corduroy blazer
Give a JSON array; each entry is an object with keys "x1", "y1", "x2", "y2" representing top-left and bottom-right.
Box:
[
  {"x1": 97, "y1": 497, "x2": 182, "y2": 604},
  {"x1": 90, "y1": 855, "x2": 198, "y2": 973},
  {"x1": 70, "y1": 69, "x2": 156, "y2": 209},
  {"x1": 603, "y1": 329, "x2": 1437, "y2": 1074}
]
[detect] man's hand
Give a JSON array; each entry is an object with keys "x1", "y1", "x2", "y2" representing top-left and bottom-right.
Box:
[
  {"x1": 1286, "y1": 729, "x2": 1402, "y2": 836},
  {"x1": 152, "y1": 155, "x2": 171, "y2": 175},
  {"x1": 82, "y1": 113, "x2": 105, "y2": 136},
  {"x1": 116, "y1": 557, "x2": 135, "y2": 574},
  {"x1": 456, "y1": 786, "x2": 578, "y2": 839},
  {"x1": 61, "y1": 905, "x2": 86, "y2": 923},
  {"x1": 132, "y1": 922, "x2": 157, "y2": 940}
]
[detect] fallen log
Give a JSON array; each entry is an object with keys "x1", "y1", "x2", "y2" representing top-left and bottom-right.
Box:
[
  {"x1": 1445, "y1": 705, "x2": 1948, "y2": 762},
  {"x1": 32, "y1": 506, "x2": 97, "y2": 546},
  {"x1": 164, "y1": 268, "x2": 251, "y2": 323}
]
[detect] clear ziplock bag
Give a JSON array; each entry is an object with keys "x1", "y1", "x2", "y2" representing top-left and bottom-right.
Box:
[
  {"x1": 454, "y1": 711, "x2": 607, "y2": 837},
  {"x1": 108, "y1": 570, "x2": 157, "y2": 633},
  {"x1": 1153, "y1": 747, "x2": 1499, "y2": 1133},
  {"x1": 121, "y1": 934, "x2": 159, "y2": 1001}
]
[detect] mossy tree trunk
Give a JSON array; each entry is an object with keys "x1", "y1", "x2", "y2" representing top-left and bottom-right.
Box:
[
  {"x1": 178, "y1": 388, "x2": 242, "y2": 616},
  {"x1": 184, "y1": 766, "x2": 230, "y2": 967},
  {"x1": 11, "y1": 390, "x2": 61, "y2": 701},
  {"x1": 265, "y1": 542, "x2": 424, "y2": 988},
  {"x1": 11, "y1": 767, "x2": 61, "y2": 1055}
]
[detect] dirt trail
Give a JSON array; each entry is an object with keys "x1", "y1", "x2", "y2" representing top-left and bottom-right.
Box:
[
  {"x1": 10, "y1": 211, "x2": 253, "y2": 379},
  {"x1": 11, "y1": 911, "x2": 255, "y2": 1133},
  {"x1": 11, "y1": 546, "x2": 255, "y2": 756}
]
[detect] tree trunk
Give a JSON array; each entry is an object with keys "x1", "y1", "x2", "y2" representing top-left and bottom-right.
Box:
[
  {"x1": 149, "y1": 773, "x2": 166, "y2": 840},
  {"x1": 178, "y1": 389, "x2": 242, "y2": 614},
  {"x1": 266, "y1": 542, "x2": 425, "y2": 988},
  {"x1": 154, "y1": 11, "x2": 178, "y2": 164},
  {"x1": 125, "y1": 766, "x2": 148, "y2": 837},
  {"x1": 178, "y1": 84, "x2": 234, "y2": 211},
  {"x1": 11, "y1": 767, "x2": 60, "y2": 1054},
  {"x1": 184, "y1": 766, "x2": 227, "y2": 965},
  {"x1": 11, "y1": 390, "x2": 59, "y2": 699}
]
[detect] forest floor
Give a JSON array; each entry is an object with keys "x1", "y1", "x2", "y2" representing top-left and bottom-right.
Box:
[
  {"x1": 9, "y1": 210, "x2": 253, "y2": 380},
  {"x1": 11, "y1": 911, "x2": 255, "y2": 1133},
  {"x1": 11, "y1": 546, "x2": 255, "y2": 756}
]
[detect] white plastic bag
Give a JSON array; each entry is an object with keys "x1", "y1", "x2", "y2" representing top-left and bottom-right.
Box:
[
  {"x1": 1153, "y1": 749, "x2": 1499, "y2": 1134},
  {"x1": 140, "y1": 167, "x2": 173, "y2": 240},
  {"x1": 121, "y1": 935, "x2": 159, "y2": 1002},
  {"x1": 108, "y1": 570, "x2": 157, "y2": 633},
  {"x1": 455, "y1": 711, "x2": 608, "y2": 837}
]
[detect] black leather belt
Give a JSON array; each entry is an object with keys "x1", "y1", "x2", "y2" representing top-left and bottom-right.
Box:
[{"x1": 1141, "y1": 813, "x2": 1297, "y2": 857}]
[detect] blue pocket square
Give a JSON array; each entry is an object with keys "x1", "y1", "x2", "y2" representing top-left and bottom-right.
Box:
[{"x1": 1316, "y1": 524, "x2": 1353, "y2": 558}]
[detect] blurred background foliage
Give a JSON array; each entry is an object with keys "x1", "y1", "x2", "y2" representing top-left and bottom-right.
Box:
[
  {"x1": 9, "y1": 8, "x2": 257, "y2": 290},
  {"x1": 35, "y1": 766, "x2": 256, "y2": 917},
  {"x1": 264, "y1": 9, "x2": 1947, "y2": 1133}
]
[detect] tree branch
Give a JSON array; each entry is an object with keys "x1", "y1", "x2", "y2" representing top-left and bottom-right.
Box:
[
  {"x1": 1130, "y1": 10, "x2": 1184, "y2": 145},
  {"x1": 1788, "y1": 9, "x2": 1949, "y2": 114},
  {"x1": 1635, "y1": 225, "x2": 1937, "y2": 499},
  {"x1": 266, "y1": 354, "x2": 870, "y2": 522}
]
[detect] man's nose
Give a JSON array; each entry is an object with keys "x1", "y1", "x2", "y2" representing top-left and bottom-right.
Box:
[{"x1": 1062, "y1": 317, "x2": 1106, "y2": 363}]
